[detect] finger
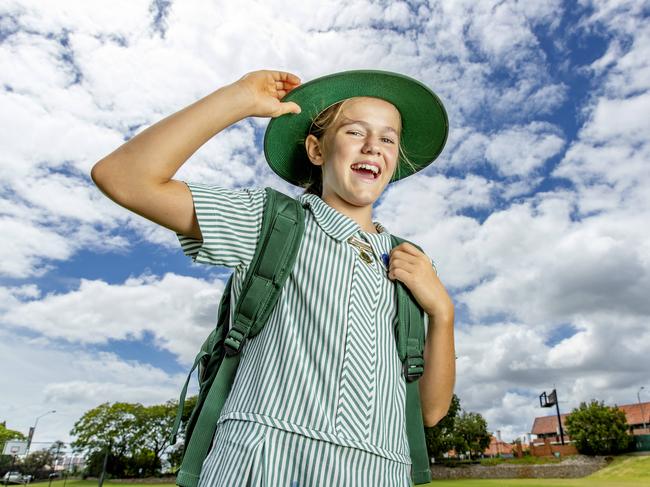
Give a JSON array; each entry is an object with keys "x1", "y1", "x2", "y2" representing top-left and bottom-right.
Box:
[
  {"x1": 277, "y1": 84, "x2": 299, "y2": 98},
  {"x1": 390, "y1": 258, "x2": 417, "y2": 274},
  {"x1": 389, "y1": 266, "x2": 412, "y2": 282},
  {"x1": 280, "y1": 101, "x2": 301, "y2": 114},
  {"x1": 285, "y1": 72, "x2": 301, "y2": 84},
  {"x1": 276, "y1": 79, "x2": 301, "y2": 89},
  {"x1": 389, "y1": 250, "x2": 421, "y2": 266},
  {"x1": 275, "y1": 71, "x2": 301, "y2": 84},
  {"x1": 398, "y1": 242, "x2": 423, "y2": 257}
]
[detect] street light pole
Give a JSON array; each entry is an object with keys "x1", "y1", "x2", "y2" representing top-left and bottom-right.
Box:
[
  {"x1": 638, "y1": 387, "x2": 647, "y2": 431},
  {"x1": 26, "y1": 410, "x2": 56, "y2": 455}
]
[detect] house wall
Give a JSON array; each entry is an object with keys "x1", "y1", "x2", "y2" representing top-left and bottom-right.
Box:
[{"x1": 530, "y1": 438, "x2": 578, "y2": 457}]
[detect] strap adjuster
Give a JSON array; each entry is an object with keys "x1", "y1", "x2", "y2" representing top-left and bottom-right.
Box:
[
  {"x1": 224, "y1": 328, "x2": 245, "y2": 356},
  {"x1": 403, "y1": 355, "x2": 424, "y2": 382}
]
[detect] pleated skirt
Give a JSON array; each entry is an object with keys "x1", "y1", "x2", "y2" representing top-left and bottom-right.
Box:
[{"x1": 197, "y1": 419, "x2": 413, "y2": 487}]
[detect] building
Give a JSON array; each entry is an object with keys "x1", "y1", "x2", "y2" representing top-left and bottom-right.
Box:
[
  {"x1": 484, "y1": 434, "x2": 514, "y2": 457},
  {"x1": 531, "y1": 400, "x2": 650, "y2": 444}
]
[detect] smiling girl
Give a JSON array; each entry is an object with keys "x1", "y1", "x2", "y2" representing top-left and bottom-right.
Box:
[{"x1": 91, "y1": 69, "x2": 455, "y2": 487}]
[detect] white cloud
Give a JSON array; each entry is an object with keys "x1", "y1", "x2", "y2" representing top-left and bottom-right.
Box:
[
  {"x1": 486, "y1": 122, "x2": 565, "y2": 177},
  {"x1": 455, "y1": 319, "x2": 650, "y2": 440},
  {"x1": 376, "y1": 174, "x2": 495, "y2": 286},
  {"x1": 1, "y1": 272, "x2": 226, "y2": 365},
  {"x1": 0, "y1": 0, "x2": 569, "y2": 280},
  {"x1": 0, "y1": 217, "x2": 72, "y2": 278},
  {"x1": 0, "y1": 328, "x2": 186, "y2": 446}
]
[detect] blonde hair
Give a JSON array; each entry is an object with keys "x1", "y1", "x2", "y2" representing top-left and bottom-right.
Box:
[{"x1": 299, "y1": 98, "x2": 417, "y2": 197}]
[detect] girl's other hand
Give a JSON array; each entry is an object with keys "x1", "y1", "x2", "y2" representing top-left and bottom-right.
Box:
[
  {"x1": 388, "y1": 242, "x2": 454, "y2": 320},
  {"x1": 233, "y1": 70, "x2": 302, "y2": 118}
]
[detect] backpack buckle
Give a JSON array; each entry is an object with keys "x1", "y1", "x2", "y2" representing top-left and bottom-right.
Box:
[
  {"x1": 403, "y1": 355, "x2": 424, "y2": 382},
  {"x1": 224, "y1": 328, "x2": 246, "y2": 356}
]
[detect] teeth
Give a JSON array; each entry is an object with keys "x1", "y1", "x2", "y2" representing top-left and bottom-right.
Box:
[{"x1": 351, "y1": 163, "x2": 379, "y2": 175}]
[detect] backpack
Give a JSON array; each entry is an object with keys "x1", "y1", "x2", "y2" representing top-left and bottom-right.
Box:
[{"x1": 169, "y1": 187, "x2": 431, "y2": 486}]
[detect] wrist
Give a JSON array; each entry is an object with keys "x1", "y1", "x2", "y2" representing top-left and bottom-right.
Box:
[
  {"x1": 426, "y1": 302, "x2": 454, "y2": 326},
  {"x1": 208, "y1": 83, "x2": 256, "y2": 124},
  {"x1": 226, "y1": 81, "x2": 257, "y2": 112}
]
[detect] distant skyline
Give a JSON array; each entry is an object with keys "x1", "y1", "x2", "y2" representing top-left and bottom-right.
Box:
[{"x1": 1, "y1": 0, "x2": 649, "y2": 448}]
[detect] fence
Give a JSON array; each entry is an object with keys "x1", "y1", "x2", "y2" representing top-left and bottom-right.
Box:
[{"x1": 630, "y1": 434, "x2": 650, "y2": 452}]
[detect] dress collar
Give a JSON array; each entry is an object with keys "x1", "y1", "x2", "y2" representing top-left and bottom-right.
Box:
[{"x1": 299, "y1": 193, "x2": 388, "y2": 242}]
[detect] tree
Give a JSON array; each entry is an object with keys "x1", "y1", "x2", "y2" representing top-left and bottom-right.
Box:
[
  {"x1": 70, "y1": 402, "x2": 144, "y2": 477},
  {"x1": 565, "y1": 399, "x2": 632, "y2": 455},
  {"x1": 453, "y1": 410, "x2": 491, "y2": 459},
  {"x1": 0, "y1": 423, "x2": 25, "y2": 452},
  {"x1": 135, "y1": 402, "x2": 177, "y2": 472},
  {"x1": 1, "y1": 423, "x2": 27, "y2": 478},
  {"x1": 48, "y1": 440, "x2": 66, "y2": 468},
  {"x1": 425, "y1": 394, "x2": 461, "y2": 461},
  {"x1": 179, "y1": 395, "x2": 198, "y2": 432},
  {"x1": 71, "y1": 400, "x2": 185, "y2": 477},
  {"x1": 166, "y1": 395, "x2": 198, "y2": 473},
  {"x1": 70, "y1": 402, "x2": 143, "y2": 458},
  {"x1": 21, "y1": 450, "x2": 53, "y2": 479}
]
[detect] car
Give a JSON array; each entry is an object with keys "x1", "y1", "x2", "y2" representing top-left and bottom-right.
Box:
[{"x1": 2, "y1": 472, "x2": 28, "y2": 484}]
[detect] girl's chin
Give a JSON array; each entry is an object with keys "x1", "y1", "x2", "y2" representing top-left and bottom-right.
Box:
[{"x1": 344, "y1": 189, "x2": 380, "y2": 206}]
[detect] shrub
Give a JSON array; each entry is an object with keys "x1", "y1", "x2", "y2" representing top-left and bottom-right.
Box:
[{"x1": 565, "y1": 399, "x2": 632, "y2": 455}]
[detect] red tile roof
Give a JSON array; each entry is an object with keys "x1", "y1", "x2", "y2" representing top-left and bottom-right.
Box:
[
  {"x1": 531, "y1": 401, "x2": 650, "y2": 434},
  {"x1": 531, "y1": 413, "x2": 568, "y2": 435},
  {"x1": 619, "y1": 401, "x2": 650, "y2": 426}
]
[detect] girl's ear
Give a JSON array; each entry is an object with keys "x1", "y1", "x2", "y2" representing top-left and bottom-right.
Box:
[{"x1": 305, "y1": 134, "x2": 325, "y2": 167}]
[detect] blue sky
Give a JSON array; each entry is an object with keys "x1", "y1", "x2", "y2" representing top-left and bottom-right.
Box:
[{"x1": 1, "y1": 0, "x2": 649, "y2": 453}]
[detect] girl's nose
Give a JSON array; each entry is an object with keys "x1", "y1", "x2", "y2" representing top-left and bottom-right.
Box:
[{"x1": 362, "y1": 138, "x2": 380, "y2": 154}]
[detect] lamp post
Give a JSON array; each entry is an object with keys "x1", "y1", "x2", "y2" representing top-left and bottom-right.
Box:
[
  {"x1": 638, "y1": 387, "x2": 647, "y2": 431},
  {"x1": 26, "y1": 410, "x2": 56, "y2": 455}
]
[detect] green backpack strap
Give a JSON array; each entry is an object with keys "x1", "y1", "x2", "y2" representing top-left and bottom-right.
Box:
[
  {"x1": 224, "y1": 187, "x2": 305, "y2": 351},
  {"x1": 389, "y1": 235, "x2": 432, "y2": 485},
  {"x1": 175, "y1": 187, "x2": 305, "y2": 487},
  {"x1": 169, "y1": 274, "x2": 234, "y2": 446}
]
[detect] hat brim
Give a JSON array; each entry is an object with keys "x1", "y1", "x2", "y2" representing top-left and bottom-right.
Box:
[{"x1": 263, "y1": 69, "x2": 449, "y2": 187}]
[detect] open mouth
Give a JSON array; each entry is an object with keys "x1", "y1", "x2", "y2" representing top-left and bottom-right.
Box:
[{"x1": 350, "y1": 163, "x2": 380, "y2": 180}]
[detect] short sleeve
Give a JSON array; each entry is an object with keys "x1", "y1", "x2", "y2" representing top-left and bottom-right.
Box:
[{"x1": 175, "y1": 182, "x2": 267, "y2": 270}]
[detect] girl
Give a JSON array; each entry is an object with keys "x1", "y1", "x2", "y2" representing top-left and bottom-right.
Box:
[{"x1": 91, "y1": 69, "x2": 455, "y2": 486}]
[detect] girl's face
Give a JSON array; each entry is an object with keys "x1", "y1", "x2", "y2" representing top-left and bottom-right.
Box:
[{"x1": 307, "y1": 97, "x2": 401, "y2": 208}]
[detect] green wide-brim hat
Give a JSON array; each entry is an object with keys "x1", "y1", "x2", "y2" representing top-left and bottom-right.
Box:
[{"x1": 263, "y1": 69, "x2": 449, "y2": 187}]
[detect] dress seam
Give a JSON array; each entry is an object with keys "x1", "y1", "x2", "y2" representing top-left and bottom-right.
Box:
[{"x1": 217, "y1": 412, "x2": 411, "y2": 465}]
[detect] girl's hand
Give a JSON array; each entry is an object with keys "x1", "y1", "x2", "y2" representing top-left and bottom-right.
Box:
[
  {"x1": 233, "y1": 70, "x2": 302, "y2": 118},
  {"x1": 388, "y1": 242, "x2": 454, "y2": 319}
]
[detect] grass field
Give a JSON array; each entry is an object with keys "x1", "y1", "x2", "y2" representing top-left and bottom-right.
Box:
[
  {"x1": 36, "y1": 455, "x2": 650, "y2": 487},
  {"x1": 425, "y1": 455, "x2": 650, "y2": 487}
]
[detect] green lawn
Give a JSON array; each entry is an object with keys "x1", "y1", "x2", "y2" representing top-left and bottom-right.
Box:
[
  {"x1": 425, "y1": 454, "x2": 650, "y2": 487},
  {"x1": 589, "y1": 455, "x2": 650, "y2": 479},
  {"x1": 37, "y1": 456, "x2": 650, "y2": 487},
  {"x1": 426, "y1": 480, "x2": 644, "y2": 486}
]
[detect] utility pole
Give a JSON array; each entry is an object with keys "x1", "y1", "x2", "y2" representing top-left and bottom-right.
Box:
[
  {"x1": 638, "y1": 387, "x2": 647, "y2": 431},
  {"x1": 98, "y1": 440, "x2": 111, "y2": 487}
]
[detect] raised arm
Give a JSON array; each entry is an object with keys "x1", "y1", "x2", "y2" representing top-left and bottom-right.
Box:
[{"x1": 90, "y1": 70, "x2": 302, "y2": 240}]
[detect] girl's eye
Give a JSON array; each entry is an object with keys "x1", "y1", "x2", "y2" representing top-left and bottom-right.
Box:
[{"x1": 347, "y1": 131, "x2": 395, "y2": 144}]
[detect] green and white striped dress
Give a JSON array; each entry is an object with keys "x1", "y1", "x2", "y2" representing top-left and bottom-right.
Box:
[{"x1": 176, "y1": 183, "x2": 417, "y2": 486}]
